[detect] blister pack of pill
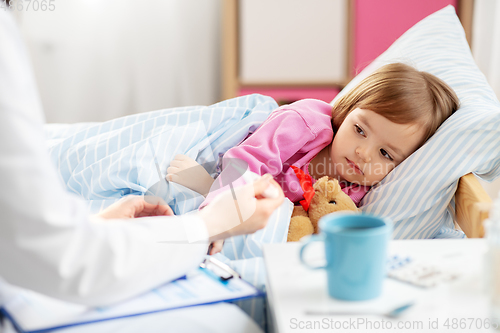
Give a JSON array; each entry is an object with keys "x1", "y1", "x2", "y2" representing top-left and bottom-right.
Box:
[{"x1": 386, "y1": 255, "x2": 459, "y2": 288}]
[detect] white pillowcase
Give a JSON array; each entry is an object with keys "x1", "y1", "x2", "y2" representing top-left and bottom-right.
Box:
[{"x1": 332, "y1": 5, "x2": 500, "y2": 239}]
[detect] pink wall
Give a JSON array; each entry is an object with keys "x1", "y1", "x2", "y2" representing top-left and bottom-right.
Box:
[{"x1": 355, "y1": 0, "x2": 458, "y2": 73}]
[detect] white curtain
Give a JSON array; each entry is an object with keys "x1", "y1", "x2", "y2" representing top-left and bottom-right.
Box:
[
  {"x1": 473, "y1": 0, "x2": 500, "y2": 99},
  {"x1": 472, "y1": 0, "x2": 500, "y2": 200},
  {"x1": 17, "y1": 0, "x2": 221, "y2": 123}
]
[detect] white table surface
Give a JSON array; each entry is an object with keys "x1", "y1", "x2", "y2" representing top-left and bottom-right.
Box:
[{"x1": 264, "y1": 239, "x2": 496, "y2": 333}]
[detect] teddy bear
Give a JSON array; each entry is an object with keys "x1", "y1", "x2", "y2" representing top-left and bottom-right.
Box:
[{"x1": 287, "y1": 166, "x2": 359, "y2": 242}]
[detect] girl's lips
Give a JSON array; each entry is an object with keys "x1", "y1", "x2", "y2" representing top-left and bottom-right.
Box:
[{"x1": 346, "y1": 158, "x2": 363, "y2": 175}]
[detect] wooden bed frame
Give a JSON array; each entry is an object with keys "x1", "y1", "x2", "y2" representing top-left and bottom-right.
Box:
[{"x1": 455, "y1": 173, "x2": 492, "y2": 238}]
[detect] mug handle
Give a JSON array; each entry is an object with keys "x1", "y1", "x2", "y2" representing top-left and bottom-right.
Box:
[{"x1": 299, "y1": 234, "x2": 327, "y2": 270}]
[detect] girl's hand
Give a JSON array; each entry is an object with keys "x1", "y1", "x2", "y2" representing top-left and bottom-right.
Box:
[{"x1": 97, "y1": 195, "x2": 174, "y2": 219}]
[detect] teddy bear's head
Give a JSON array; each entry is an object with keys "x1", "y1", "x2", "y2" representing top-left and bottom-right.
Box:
[{"x1": 308, "y1": 176, "x2": 360, "y2": 233}]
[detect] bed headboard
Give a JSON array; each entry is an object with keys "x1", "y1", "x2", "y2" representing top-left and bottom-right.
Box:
[{"x1": 455, "y1": 173, "x2": 492, "y2": 238}]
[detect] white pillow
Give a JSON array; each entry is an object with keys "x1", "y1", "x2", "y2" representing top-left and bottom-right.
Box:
[{"x1": 333, "y1": 5, "x2": 500, "y2": 239}]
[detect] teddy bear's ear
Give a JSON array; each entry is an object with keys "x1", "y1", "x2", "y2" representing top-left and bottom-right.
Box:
[
  {"x1": 313, "y1": 176, "x2": 340, "y2": 197},
  {"x1": 312, "y1": 176, "x2": 327, "y2": 191},
  {"x1": 327, "y1": 178, "x2": 341, "y2": 196}
]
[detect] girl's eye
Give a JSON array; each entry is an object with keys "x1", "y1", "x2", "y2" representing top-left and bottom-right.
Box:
[
  {"x1": 354, "y1": 124, "x2": 365, "y2": 136},
  {"x1": 380, "y1": 149, "x2": 393, "y2": 161}
]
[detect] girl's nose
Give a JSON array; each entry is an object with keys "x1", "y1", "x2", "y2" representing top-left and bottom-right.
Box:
[{"x1": 356, "y1": 147, "x2": 371, "y2": 163}]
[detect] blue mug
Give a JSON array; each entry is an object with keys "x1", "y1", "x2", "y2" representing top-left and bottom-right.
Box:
[{"x1": 300, "y1": 213, "x2": 392, "y2": 301}]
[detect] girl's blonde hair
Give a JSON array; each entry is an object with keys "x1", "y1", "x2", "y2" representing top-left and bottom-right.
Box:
[{"x1": 332, "y1": 63, "x2": 459, "y2": 144}]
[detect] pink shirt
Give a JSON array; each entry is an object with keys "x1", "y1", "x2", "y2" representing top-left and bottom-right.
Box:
[{"x1": 222, "y1": 99, "x2": 370, "y2": 207}]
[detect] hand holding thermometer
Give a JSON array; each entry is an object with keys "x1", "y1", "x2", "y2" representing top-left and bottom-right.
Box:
[
  {"x1": 241, "y1": 171, "x2": 280, "y2": 199},
  {"x1": 223, "y1": 159, "x2": 280, "y2": 199}
]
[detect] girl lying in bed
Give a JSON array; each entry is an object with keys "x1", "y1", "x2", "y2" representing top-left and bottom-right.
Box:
[{"x1": 166, "y1": 63, "x2": 460, "y2": 252}]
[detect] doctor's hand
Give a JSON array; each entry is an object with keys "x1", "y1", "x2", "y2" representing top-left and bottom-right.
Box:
[
  {"x1": 208, "y1": 240, "x2": 225, "y2": 255},
  {"x1": 96, "y1": 195, "x2": 174, "y2": 219},
  {"x1": 199, "y1": 174, "x2": 284, "y2": 242}
]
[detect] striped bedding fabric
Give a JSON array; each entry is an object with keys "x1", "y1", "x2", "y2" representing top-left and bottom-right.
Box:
[{"x1": 44, "y1": 94, "x2": 291, "y2": 327}]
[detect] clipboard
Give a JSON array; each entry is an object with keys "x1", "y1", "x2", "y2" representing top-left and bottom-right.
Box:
[{"x1": 0, "y1": 257, "x2": 263, "y2": 333}]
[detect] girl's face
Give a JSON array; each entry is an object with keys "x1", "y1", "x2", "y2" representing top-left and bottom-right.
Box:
[{"x1": 330, "y1": 108, "x2": 426, "y2": 186}]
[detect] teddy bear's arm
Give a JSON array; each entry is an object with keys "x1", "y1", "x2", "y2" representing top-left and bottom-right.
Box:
[{"x1": 287, "y1": 216, "x2": 314, "y2": 242}]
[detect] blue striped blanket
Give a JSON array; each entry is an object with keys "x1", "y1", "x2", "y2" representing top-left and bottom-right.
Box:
[{"x1": 44, "y1": 94, "x2": 291, "y2": 327}]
